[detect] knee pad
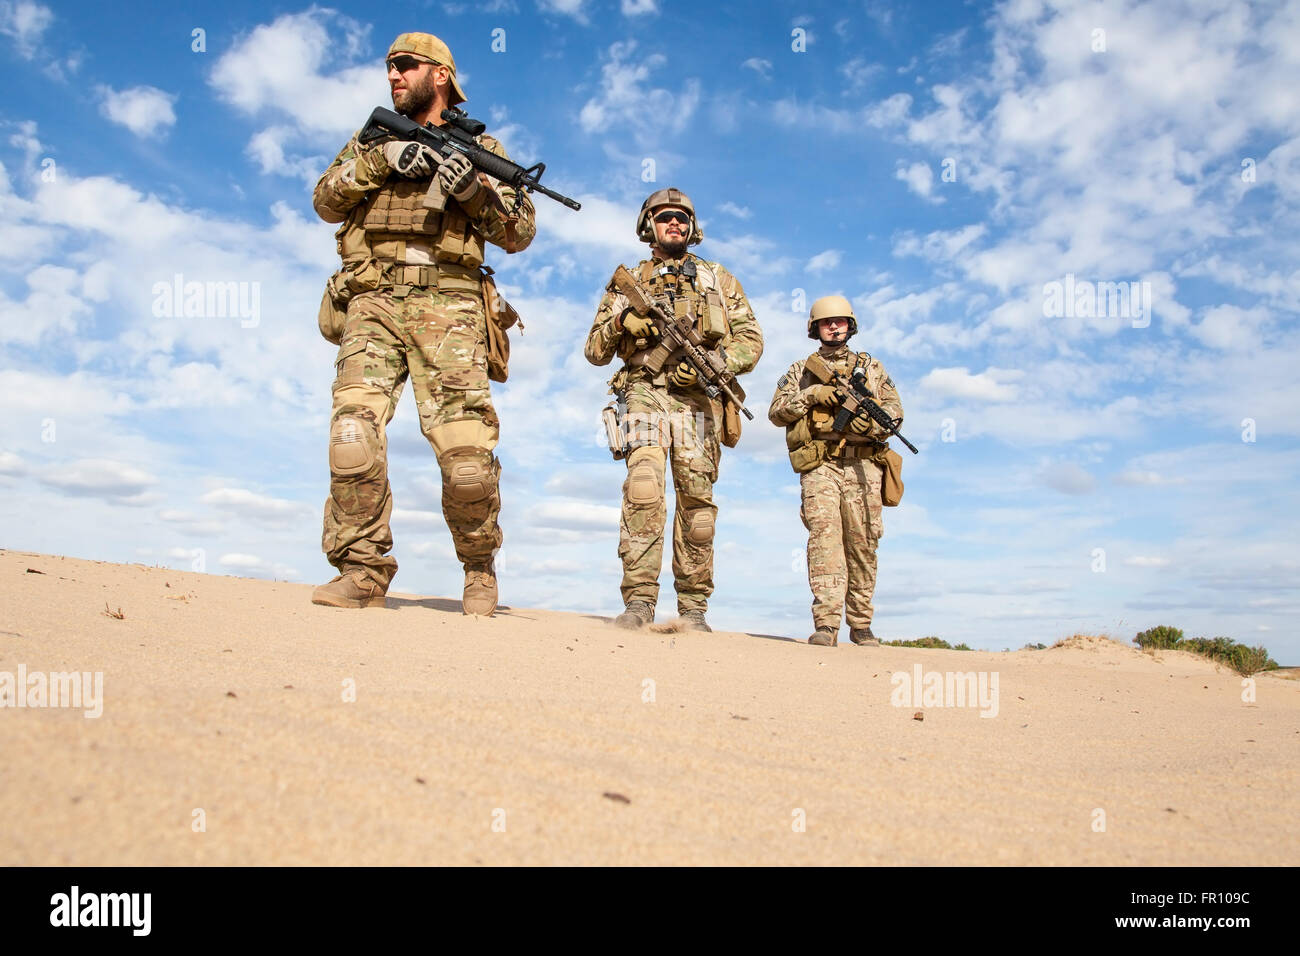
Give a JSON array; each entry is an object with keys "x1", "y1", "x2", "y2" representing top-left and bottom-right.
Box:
[
  {"x1": 329, "y1": 409, "x2": 380, "y2": 477},
  {"x1": 685, "y1": 509, "x2": 714, "y2": 546},
  {"x1": 442, "y1": 448, "x2": 496, "y2": 503},
  {"x1": 627, "y1": 446, "x2": 665, "y2": 506}
]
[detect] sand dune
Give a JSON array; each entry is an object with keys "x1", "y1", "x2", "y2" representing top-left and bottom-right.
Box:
[{"x1": 1, "y1": 548, "x2": 1296, "y2": 865}]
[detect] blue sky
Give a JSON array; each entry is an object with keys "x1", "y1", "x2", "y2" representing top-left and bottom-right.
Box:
[{"x1": 1, "y1": 0, "x2": 1297, "y2": 659}]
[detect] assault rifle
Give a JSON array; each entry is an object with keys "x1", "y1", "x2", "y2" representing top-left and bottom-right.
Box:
[
  {"x1": 805, "y1": 354, "x2": 918, "y2": 454},
  {"x1": 358, "y1": 106, "x2": 581, "y2": 212},
  {"x1": 610, "y1": 265, "x2": 754, "y2": 421}
]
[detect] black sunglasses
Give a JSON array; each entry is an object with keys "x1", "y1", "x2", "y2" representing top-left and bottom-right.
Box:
[
  {"x1": 387, "y1": 55, "x2": 438, "y2": 73},
  {"x1": 654, "y1": 211, "x2": 690, "y2": 225}
]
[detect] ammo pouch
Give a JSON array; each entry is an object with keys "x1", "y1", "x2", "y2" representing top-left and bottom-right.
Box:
[
  {"x1": 720, "y1": 400, "x2": 742, "y2": 449},
  {"x1": 877, "y1": 447, "x2": 904, "y2": 506},
  {"x1": 480, "y1": 266, "x2": 521, "y2": 384},
  {"x1": 785, "y1": 417, "x2": 827, "y2": 474},
  {"x1": 317, "y1": 259, "x2": 384, "y2": 345}
]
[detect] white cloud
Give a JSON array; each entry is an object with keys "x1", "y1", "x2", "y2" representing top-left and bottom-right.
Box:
[
  {"x1": 840, "y1": 57, "x2": 882, "y2": 91},
  {"x1": 620, "y1": 0, "x2": 658, "y2": 14},
  {"x1": 742, "y1": 58, "x2": 772, "y2": 79},
  {"x1": 895, "y1": 160, "x2": 941, "y2": 202},
  {"x1": 716, "y1": 201, "x2": 751, "y2": 220},
  {"x1": 539, "y1": 0, "x2": 588, "y2": 21},
  {"x1": 579, "y1": 41, "x2": 701, "y2": 146},
  {"x1": 1039, "y1": 462, "x2": 1096, "y2": 496},
  {"x1": 0, "y1": 0, "x2": 51, "y2": 58},
  {"x1": 208, "y1": 8, "x2": 384, "y2": 175},
  {"x1": 919, "y1": 366, "x2": 1019, "y2": 402},
  {"x1": 392, "y1": 507, "x2": 443, "y2": 528},
  {"x1": 805, "y1": 250, "x2": 841, "y2": 274},
  {"x1": 531, "y1": 500, "x2": 620, "y2": 532},
  {"x1": 0, "y1": 450, "x2": 25, "y2": 475},
  {"x1": 200, "y1": 488, "x2": 311, "y2": 523},
  {"x1": 217, "y1": 553, "x2": 299, "y2": 580},
  {"x1": 42, "y1": 459, "x2": 157, "y2": 502},
  {"x1": 1191, "y1": 304, "x2": 1271, "y2": 351},
  {"x1": 1124, "y1": 556, "x2": 1171, "y2": 568},
  {"x1": 0, "y1": 264, "x2": 93, "y2": 345},
  {"x1": 98, "y1": 85, "x2": 177, "y2": 139},
  {"x1": 1114, "y1": 470, "x2": 1185, "y2": 487}
]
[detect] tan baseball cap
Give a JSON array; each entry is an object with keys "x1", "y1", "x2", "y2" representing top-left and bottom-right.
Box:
[{"x1": 387, "y1": 33, "x2": 466, "y2": 105}]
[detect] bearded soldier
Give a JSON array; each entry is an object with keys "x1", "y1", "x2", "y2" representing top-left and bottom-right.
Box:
[
  {"x1": 585, "y1": 189, "x2": 763, "y2": 632},
  {"x1": 310, "y1": 32, "x2": 535, "y2": 614},
  {"x1": 768, "y1": 297, "x2": 904, "y2": 646}
]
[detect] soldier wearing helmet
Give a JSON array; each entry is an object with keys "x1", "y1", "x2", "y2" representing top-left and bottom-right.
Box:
[
  {"x1": 585, "y1": 188, "x2": 764, "y2": 632},
  {"x1": 309, "y1": 32, "x2": 535, "y2": 615},
  {"x1": 768, "y1": 296, "x2": 904, "y2": 646}
]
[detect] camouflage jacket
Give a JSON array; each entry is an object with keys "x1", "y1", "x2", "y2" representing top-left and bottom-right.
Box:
[
  {"x1": 769, "y1": 344, "x2": 903, "y2": 442},
  {"x1": 584, "y1": 252, "x2": 764, "y2": 383},
  {"x1": 312, "y1": 129, "x2": 536, "y2": 259}
]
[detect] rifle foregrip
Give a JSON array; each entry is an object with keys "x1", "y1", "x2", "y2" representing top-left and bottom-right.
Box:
[{"x1": 467, "y1": 146, "x2": 526, "y2": 186}]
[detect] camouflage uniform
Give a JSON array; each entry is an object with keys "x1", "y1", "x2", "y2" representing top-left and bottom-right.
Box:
[
  {"x1": 314, "y1": 128, "x2": 535, "y2": 591},
  {"x1": 768, "y1": 344, "x2": 903, "y2": 631},
  {"x1": 585, "y1": 253, "x2": 763, "y2": 614}
]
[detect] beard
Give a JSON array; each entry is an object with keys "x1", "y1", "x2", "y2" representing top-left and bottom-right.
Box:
[
  {"x1": 657, "y1": 236, "x2": 688, "y2": 258},
  {"x1": 392, "y1": 70, "x2": 438, "y2": 118}
]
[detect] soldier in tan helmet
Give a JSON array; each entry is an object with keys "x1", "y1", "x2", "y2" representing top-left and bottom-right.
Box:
[
  {"x1": 768, "y1": 296, "x2": 905, "y2": 646},
  {"x1": 585, "y1": 189, "x2": 764, "y2": 632},
  {"x1": 310, "y1": 32, "x2": 535, "y2": 615}
]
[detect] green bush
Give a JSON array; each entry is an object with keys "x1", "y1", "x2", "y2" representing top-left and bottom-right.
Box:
[
  {"x1": 1133, "y1": 625, "x2": 1184, "y2": 649},
  {"x1": 1167, "y1": 634, "x2": 1278, "y2": 675},
  {"x1": 1228, "y1": 644, "x2": 1275, "y2": 677},
  {"x1": 884, "y1": 636, "x2": 953, "y2": 649}
]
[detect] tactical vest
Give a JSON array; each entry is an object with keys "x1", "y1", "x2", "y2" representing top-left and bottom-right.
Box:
[
  {"x1": 786, "y1": 350, "x2": 884, "y2": 473},
  {"x1": 631, "y1": 256, "x2": 730, "y2": 349},
  {"x1": 333, "y1": 151, "x2": 485, "y2": 295}
]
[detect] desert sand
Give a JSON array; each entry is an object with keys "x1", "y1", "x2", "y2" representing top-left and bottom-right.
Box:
[{"x1": 1, "y1": 547, "x2": 1296, "y2": 866}]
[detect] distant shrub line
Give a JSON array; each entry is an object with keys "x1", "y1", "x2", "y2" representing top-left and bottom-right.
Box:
[
  {"x1": 1133, "y1": 625, "x2": 1278, "y2": 676},
  {"x1": 882, "y1": 636, "x2": 973, "y2": 651}
]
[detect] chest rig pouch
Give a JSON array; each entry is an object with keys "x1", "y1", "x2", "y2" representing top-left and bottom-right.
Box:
[
  {"x1": 638, "y1": 259, "x2": 730, "y2": 345},
  {"x1": 361, "y1": 176, "x2": 484, "y2": 270}
]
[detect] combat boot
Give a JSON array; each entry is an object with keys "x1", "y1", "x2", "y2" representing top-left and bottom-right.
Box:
[
  {"x1": 680, "y1": 609, "x2": 711, "y2": 632},
  {"x1": 808, "y1": 626, "x2": 837, "y2": 646},
  {"x1": 463, "y1": 563, "x2": 497, "y2": 616},
  {"x1": 312, "y1": 571, "x2": 386, "y2": 609},
  {"x1": 614, "y1": 600, "x2": 654, "y2": 630},
  {"x1": 849, "y1": 626, "x2": 880, "y2": 646}
]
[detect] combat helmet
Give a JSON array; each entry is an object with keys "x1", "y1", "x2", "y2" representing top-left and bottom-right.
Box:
[
  {"x1": 808, "y1": 295, "x2": 858, "y2": 339},
  {"x1": 636, "y1": 187, "x2": 703, "y2": 245}
]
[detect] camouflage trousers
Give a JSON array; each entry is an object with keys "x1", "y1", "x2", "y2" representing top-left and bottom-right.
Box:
[
  {"x1": 619, "y1": 379, "x2": 721, "y2": 613},
  {"x1": 322, "y1": 287, "x2": 501, "y2": 590},
  {"x1": 800, "y1": 456, "x2": 884, "y2": 630}
]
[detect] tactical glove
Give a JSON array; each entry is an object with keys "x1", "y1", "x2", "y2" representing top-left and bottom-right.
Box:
[
  {"x1": 622, "y1": 313, "x2": 657, "y2": 338},
  {"x1": 353, "y1": 144, "x2": 392, "y2": 188},
  {"x1": 808, "y1": 384, "x2": 840, "y2": 407},
  {"x1": 438, "y1": 152, "x2": 480, "y2": 201},
  {"x1": 669, "y1": 361, "x2": 698, "y2": 389},
  {"x1": 847, "y1": 413, "x2": 873, "y2": 435},
  {"x1": 383, "y1": 141, "x2": 440, "y2": 179}
]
